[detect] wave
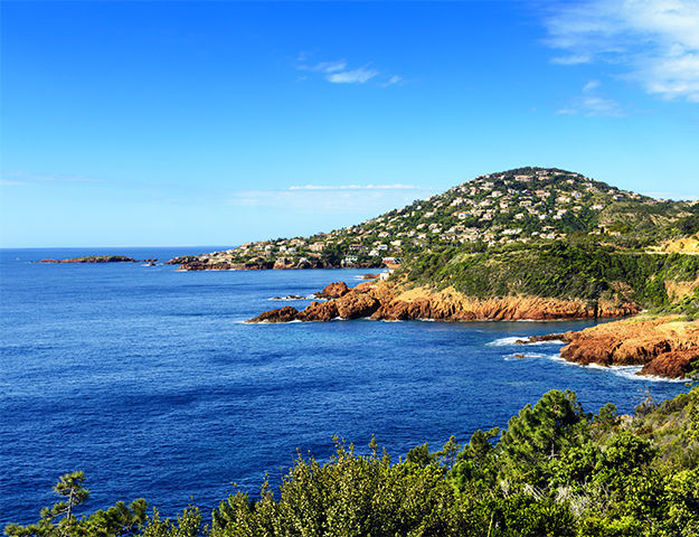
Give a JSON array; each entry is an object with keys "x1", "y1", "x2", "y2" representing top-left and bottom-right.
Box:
[
  {"x1": 234, "y1": 319, "x2": 303, "y2": 325},
  {"x1": 487, "y1": 336, "x2": 526, "y2": 346},
  {"x1": 545, "y1": 354, "x2": 686, "y2": 383},
  {"x1": 488, "y1": 336, "x2": 564, "y2": 347}
]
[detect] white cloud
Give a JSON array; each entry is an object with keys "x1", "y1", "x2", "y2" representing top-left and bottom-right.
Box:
[
  {"x1": 0, "y1": 171, "x2": 105, "y2": 184},
  {"x1": 289, "y1": 183, "x2": 420, "y2": 191},
  {"x1": 296, "y1": 54, "x2": 401, "y2": 87},
  {"x1": 551, "y1": 54, "x2": 593, "y2": 65},
  {"x1": 380, "y1": 75, "x2": 404, "y2": 87},
  {"x1": 298, "y1": 60, "x2": 348, "y2": 74},
  {"x1": 558, "y1": 80, "x2": 624, "y2": 116},
  {"x1": 583, "y1": 79, "x2": 601, "y2": 92},
  {"x1": 228, "y1": 184, "x2": 429, "y2": 213},
  {"x1": 326, "y1": 67, "x2": 379, "y2": 84},
  {"x1": 544, "y1": 0, "x2": 699, "y2": 102}
]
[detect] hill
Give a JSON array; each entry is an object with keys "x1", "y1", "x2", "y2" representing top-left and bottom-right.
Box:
[{"x1": 170, "y1": 167, "x2": 698, "y2": 270}]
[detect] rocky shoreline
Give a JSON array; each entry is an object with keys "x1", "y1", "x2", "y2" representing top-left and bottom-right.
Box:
[
  {"x1": 248, "y1": 279, "x2": 699, "y2": 379},
  {"x1": 248, "y1": 279, "x2": 639, "y2": 323},
  {"x1": 519, "y1": 316, "x2": 699, "y2": 379},
  {"x1": 166, "y1": 256, "x2": 382, "y2": 271}
]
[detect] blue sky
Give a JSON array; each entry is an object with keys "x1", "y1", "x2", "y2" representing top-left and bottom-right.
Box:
[{"x1": 1, "y1": 0, "x2": 698, "y2": 248}]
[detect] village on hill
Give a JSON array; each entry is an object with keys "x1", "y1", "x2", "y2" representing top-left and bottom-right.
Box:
[{"x1": 173, "y1": 167, "x2": 692, "y2": 270}]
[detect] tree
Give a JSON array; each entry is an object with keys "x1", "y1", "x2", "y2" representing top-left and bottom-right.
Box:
[
  {"x1": 498, "y1": 390, "x2": 588, "y2": 488},
  {"x1": 4, "y1": 472, "x2": 147, "y2": 537}
]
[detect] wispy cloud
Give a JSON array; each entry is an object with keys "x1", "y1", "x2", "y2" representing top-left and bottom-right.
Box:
[
  {"x1": 558, "y1": 79, "x2": 624, "y2": 116},
  {"x1": 289, "y1": 183, "x2": 418, "y2": 191},
  {"x1": 1, "y1": 171, "x2": 105, "y2": 185},
  {"x1": 296, "y1": 53, "x2": 402, "y2": 87},
  {"x1": 544, "y1": 0, "x2": 699, "y2": 102},
  {"x1": 229, "y1": 183, "x2": 429, "y2": 213},
  {"x1": 380, "y1": 75, "x2": 404, "y2": 87},
  {"x1": 326, "y1": 67, "x2": 379, "y2": 84}
]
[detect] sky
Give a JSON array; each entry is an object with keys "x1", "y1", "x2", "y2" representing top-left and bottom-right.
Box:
[{"x1": 1, "y1": 0, "x2": 698, "y2": 248}]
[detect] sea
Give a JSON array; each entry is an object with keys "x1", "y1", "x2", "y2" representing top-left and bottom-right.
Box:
[{"x1": 0, "y1": 247, "x2": 688, "y2": 525}]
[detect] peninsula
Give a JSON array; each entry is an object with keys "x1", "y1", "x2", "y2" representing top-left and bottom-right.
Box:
[{"x1": 183, "y1": 167, "x2": 699, "y2": 378}]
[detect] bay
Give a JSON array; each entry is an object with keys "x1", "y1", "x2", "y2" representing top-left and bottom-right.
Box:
[{"x1": 0, "y1": 247, "x2": 686, "y2": 525}]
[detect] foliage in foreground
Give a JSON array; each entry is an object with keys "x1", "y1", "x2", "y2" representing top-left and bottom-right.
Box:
[{"x1": 7, "y1": 387, "x2": 699, "y2": 537}]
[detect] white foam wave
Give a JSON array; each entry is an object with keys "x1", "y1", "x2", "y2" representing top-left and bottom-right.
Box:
[
  {"x1": 504, "y1": 351, "x2": 549, "y2": 361},
  {"x1": 489, "y1": 335, "x2": 566, "y2": 347},
  {"x1": 487, "y1": 336, "x2": 525, "y2": 346},
  {"x1": 235, "y1": 319, "x2": 303, "y2": 325},
  {"x1": 544, "y1": 354, "x2": 686, "y2": 382}
]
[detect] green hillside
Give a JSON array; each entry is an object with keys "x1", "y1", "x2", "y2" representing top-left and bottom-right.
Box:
[
  {"x1": 175, "y1": 167, "x2": 698, "y2": 269},
  {"x1": 401, "y1": 240, "x2": 699, "y2": 316}
]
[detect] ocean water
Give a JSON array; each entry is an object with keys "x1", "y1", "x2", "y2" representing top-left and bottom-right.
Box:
[{"x1": 0, "y1": 247, "x2": 687, "y2": 525}]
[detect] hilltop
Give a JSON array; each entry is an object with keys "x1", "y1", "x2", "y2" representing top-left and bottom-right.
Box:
[{"x1": 170, "y1": 167, "x2": 698, "y2": 270}]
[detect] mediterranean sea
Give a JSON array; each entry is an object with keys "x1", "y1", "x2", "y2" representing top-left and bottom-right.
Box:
[{"x1": 0, "y1": 247, "x2": 687, "y2": 525}]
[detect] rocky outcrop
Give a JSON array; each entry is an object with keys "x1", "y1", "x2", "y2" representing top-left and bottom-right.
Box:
[
  {"x1": 520, "y1": 317, "x2": 699, "y2": 379},
  {"x1": 365, "y1": 285, "x2": 638, "y2": 322},
  {"x1": 296, "y1": 301, "x2": 338, "y2": 322},
  {"x1": 315, "y1": 282, "x2": 350, "y2": 299},
  {"x1": 41, "y1": 255, "x2": 137, "y2": 263},
  {"x1": 169, "y1": 256, "x2": 382, "y2": 271},
  {"x1": 335, "y1": 292, "x2": 380, "y2": 319},
  {"x1": 177, "y1": 261, "x2": 275, "y2": 271},
  {"x1": 248, "y1": 280, "x2": 640, "y2": 325},
  {"x1": 641, "y1": 348, "x2": 699, "y2": 378},
  {"x1": 249, "y1": 306, "x2": 299, "y2": 323}
]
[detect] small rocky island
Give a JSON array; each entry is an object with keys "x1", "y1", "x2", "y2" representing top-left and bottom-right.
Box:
[{"x1": 40, "y1": 255, "x2": 141, "y2": 263}]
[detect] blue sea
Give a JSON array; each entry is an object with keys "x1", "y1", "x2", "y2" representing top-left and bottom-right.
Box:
[{"x1": 0, "y1": 247, "x2": 688, "y2": 525}]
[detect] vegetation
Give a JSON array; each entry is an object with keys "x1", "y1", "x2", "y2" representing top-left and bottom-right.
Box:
[
  {"x1": 8, "y1": 387, "x2": 699, "y2": 537},
  {"x1": 185, "y1": 167, "x2": 699, "y2": 272},
  {"x1": 400, "y1": 239, "x2": 699, "y2": 315},
  {"x1": 179, "y1": 167, "x2": 699, "y2": 317}
]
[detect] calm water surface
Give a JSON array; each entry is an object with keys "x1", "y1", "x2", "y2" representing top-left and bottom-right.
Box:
[{"x1": 0, "y1": 247, "x2": 687, "y2": 524}]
